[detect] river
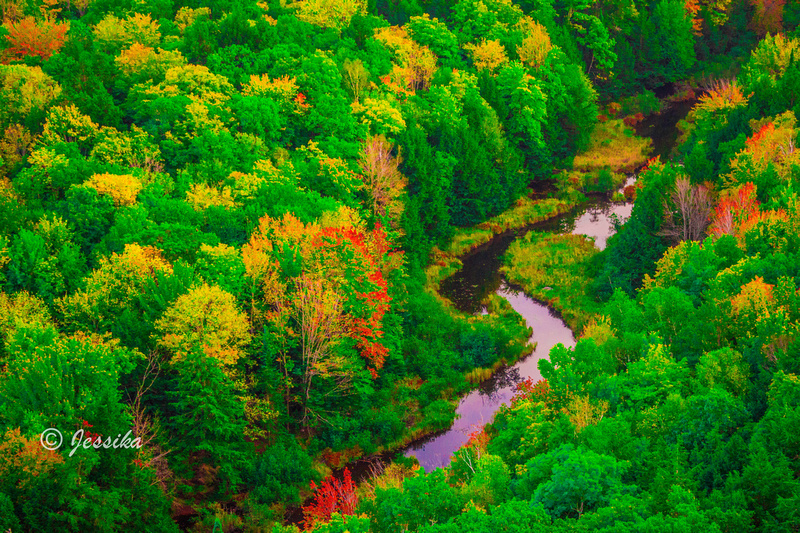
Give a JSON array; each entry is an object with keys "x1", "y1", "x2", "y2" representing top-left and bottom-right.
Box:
[
  {"x1": 400, "y1": 94, "x2": 694, "y2": 471},
  {"x1": 402, "y1": 194, "x2": 634, "y2": 471}
]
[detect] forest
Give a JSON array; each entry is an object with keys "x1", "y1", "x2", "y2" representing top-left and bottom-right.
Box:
[{"x1": 0, "y1": 0, "x2": 798, "y2": 531}]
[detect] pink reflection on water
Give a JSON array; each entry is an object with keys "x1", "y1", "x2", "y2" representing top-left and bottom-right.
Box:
[{"x1": 404, "y1": 283, "x2": 576, "y2": 472}]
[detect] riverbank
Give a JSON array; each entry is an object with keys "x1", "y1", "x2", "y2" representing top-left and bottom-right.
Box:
[
  {"x1": 501, "y1": 231, "x2": 602, "y2": 334},
  {"x1": 425, "y1": 196, "x2": 579, "y2": 298}
]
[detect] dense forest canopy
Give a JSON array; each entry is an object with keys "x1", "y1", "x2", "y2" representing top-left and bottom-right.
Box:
[{"x1": 0, "y1": 0, "x2": 799, "y2": 531}]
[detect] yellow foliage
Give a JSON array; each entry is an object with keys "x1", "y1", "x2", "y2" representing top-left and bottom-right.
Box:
[
  {"x1": 0, "y1": 124, "x2": 34, "y2": 171},
  {"x1": 749, "y1": 33, "x2": 800, "y2": 78},
  {"x1": 516, "y1": 20, "x2": 552, "y2": 69},
  {"x1": 564, "y1": 393, "x2": 609, "y2": 434},
  {"x1": 155, "y1": 283, "x2": 251, "y2": 366},
  {"x1": 141, "y1": 65, "x2": 233, "y2": 106},
  {"x1": 0, "y1": 235, "x2": 8, "y2": 276},
  {"x1": 23, "y1": 147, "x2": 69, "y2": 193},
  {"x1": 34, "y1": 214, "x2": 72, "y2": 248},
  {"x1": 292, "y1": 0, "x2": 367, "y2": 30},
  {"x1": 466, "y1": 39, "x2": 509, "y2": 73},
  {"x1": 642, "y1": 240, "x2": 695, "y2": 292},
  {"x1": 374, "y1": 25, "x2": 437, "y2": 92},
  {"x1": 174, "y1": 6, "x2": 211, "y2": 33},
  {"x1": 115, "y1": 43, "x2": 187, "y2": 78},
  {"x1": 199, "y1": 242, "x2": 239, "y2": 264},
  {"x1": 580, "y1": 315, "x2": 615, "y2": 346},
  {"x1": 185, "y1": 183, "x2": 235, "y2": 211},
  {"x1": 298, "y1": 140, "x2": 363, "y2": 197},
  {"x1": 0, "y1": 428, "x2": 64, "y2": 492},
  {"x1": 358, "y1": 97, "x2": 407, "y2": 135},
  {"x1": 691, "y1": 79, "x2": 748, "y2": 129},
  {"x1": 253, "y1": 157, "x2": 297, "y2": 183},
  {"x1": 726, "y1": 112, "x2": 799, "y2": 186},
  {"x1": 0, "y1": 65, "x2": 61, "y2": 125},
  {"x1": 0, "y1": 177, "x2": 16, "y2": 202},
  {"x1": 731, "y1": 276, "x2": 774, "y2": 318},
  {"x1": 40, "y1": 104, "x2": 98, "y2": 147},
  {"x1": 82, "y1": 173, "x2": 142, "y2": 206},
  {"x1": 243, "y1": 74, "x2": 299, "y2": 102},
  {"x1": 59, "y1": 244, "x2": 172, "y2": 329},
  {"x1": 0, "y1": 291, "x2": 53, "y2": 345},
  {"x1": 89, "y1": 125, "x2": 162, "y2": 170},
  {"x1": 175, "y1": 100, "x2": 230, "y2": 138},
  {"x1": 94, "y1": 13, "x2": 161, "y2": 50}
]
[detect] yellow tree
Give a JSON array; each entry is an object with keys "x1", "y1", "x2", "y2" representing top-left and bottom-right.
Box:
[
  {"x1": 114, "y1": 43, "x2": 187, "y2": 82},
  {"x1": 292, "y1": 0, "x2": 367, "y2": 31},
  {"x1": 155, "y1": 283, "x2": 251, "y2": 367},
  {"x1": 40, "y1": 104, "x2": 99, "y2": 152},
  {"x1": 93, "y1": 13, "x2": 161, "y2": 52},
  {"x1": 58, "y1": 244, "x2": 172, "y2": 332},
  {"x1": 0, "y1": 124, "x2": 34, "y2": 172},
  {"x1": 185, "y1": 183, "x2": 235, "y2": 211},
  {"x1": 516, "y1": 20, "x2": 552, "y2": 69},
  {"x1": 374, "y1": 25, "x2": 438, "y2": 93},
  {"x1": 465, "y1": 39, "x2": 509, "y2": 73},
  {"x1": 0, "y1": 65, "x2": 61, "y2": 129},
  {"x1": 80, "y1": 173, "x2": 142, "y2": 206}
]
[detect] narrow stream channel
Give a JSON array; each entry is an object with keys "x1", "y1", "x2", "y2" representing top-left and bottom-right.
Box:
[
  {"x1": 401, "y1": 92, "x2": 695, "y2": 471},
  {"x1": 403, "y1": 195, "x2": 633, "y2": 471}
]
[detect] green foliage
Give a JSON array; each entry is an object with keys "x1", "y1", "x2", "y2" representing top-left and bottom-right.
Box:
[
  {"x1": 1, "y1": 0, "x2": 799, "y2": 530},
  {"x1": 168, "y1": 347, "x2": 250, "y2": 491},
  {"x1": 514, "y1": 443, "x2": 633, "y2": 519}
]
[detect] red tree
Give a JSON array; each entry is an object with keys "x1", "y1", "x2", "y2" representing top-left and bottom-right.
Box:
[
  {"x1": 3, "y1": 16, "x2": 70, "y2": 62},
  {"x1": 302, "y1": 468, "x2": 358, "y2": 530},
  {"x1": 710, "y1": 182, "x2": 760, "y2": 238},
  {"x1": 313, "y1": 224, "x2": 393, "y2": 377}
]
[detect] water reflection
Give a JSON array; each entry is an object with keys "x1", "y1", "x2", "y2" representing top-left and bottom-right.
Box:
[
  {"x1": 406, "y1": 193, "x2": 634, "y2": 471},
  {"x1": 405, "y1": 281, "x2": 576, "y2": 471}
]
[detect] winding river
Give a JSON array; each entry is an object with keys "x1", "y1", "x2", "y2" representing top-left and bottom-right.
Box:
[
  {"x1": 402, "y1": 194, "x2": 633, "y2": 471},
  {"x1": 400, "y1": 94, "x2": 694, "y2": 471}
]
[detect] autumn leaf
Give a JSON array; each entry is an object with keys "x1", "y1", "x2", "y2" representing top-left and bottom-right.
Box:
[{"x1": 2, "y1": 16, "x2": 70, "y2": 62}]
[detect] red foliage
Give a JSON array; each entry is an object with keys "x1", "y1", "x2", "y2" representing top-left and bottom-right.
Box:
[
  {"x1": 302, "y1": 468, "x2": 358, "y2": 530},
  {"x1": 750, "y1": 0, "x2": 785, "y2": 36},
  {"x1": 607, "y1": 102, "x2": 621, "y2": 116},
  {"x1": 512, "y1": 378, "x2": 554, "y2": 407},
  {"x1": 746, "y1": 122, "x2": 775, "y2": 150},
  {"x1": 3, "y1": 16, "x2": 70, "y2": 62},
  {"x1": 641, "y1": 155, "x2": 662, "y2": 173},
  {"x1": 710, "y1": 182, "x2": 760, "y2": 238},
  {"x1": 464, "y1": 427, "x2": 490, "y2": 450},
  {"x1": 294, "y1": 92, "x2": 310, "y2": 110},
  {"x1": 623, "y1": 113, "x2": 645, "y2": 127},
  {"x1": 313, "y1": 224, "x2": 394, "y2": 376},
  {"x1": 597, "y1": 114, "x2": 608, "y2": 123},
  {"x1": 79, "y1": 420, "x2": 102, "y2": 444},
  {"x1": 623, "y1": 184, "x2": 637, "y2": 202}
]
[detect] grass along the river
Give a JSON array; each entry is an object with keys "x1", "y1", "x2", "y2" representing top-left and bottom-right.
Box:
[
  {"x1": 572, "y1": 119, "x2": 652, "y2": 173},
  {"x1": 501, "y1": 231, "x2": 601, "y2": 334}
]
